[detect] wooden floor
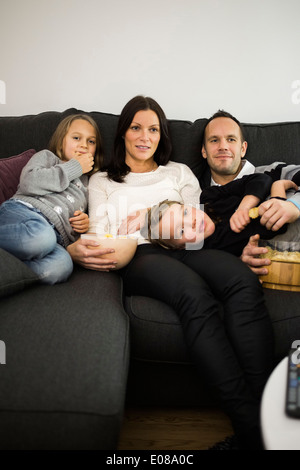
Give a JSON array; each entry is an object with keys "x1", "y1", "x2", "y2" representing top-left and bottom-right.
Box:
[{"x1": 117, "y1": 406, "x2": 233, "y2": 450}]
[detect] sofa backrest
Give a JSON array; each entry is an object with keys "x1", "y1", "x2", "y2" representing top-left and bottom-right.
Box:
[
  {"x1": 1, "y1": 108, "x2": 300, "y2": 184},
  {"x1": 242, "y1": 122, "x2": 300, "y2": 167}
]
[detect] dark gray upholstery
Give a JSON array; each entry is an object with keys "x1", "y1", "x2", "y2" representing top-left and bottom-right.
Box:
[
  {"x1": 1, "y1": 108, "x2": 300, "y2": 448},
  {"x1": 0, "y1": 248, "x2": 39, "y2": 298},
  {"x1": 243, "y1": 122, "x2": 300, "y2": 166},
  {"x1": 0, "y1": 266, "x2": 129, "y2": 449}
]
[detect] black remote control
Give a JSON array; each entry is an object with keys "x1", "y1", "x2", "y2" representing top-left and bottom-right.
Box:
[{"x1": 286, "y1": 348, "x2": 300, "y2": 418}]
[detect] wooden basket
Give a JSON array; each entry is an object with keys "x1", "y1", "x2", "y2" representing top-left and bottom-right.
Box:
[
  {"x1": 259, "y1": 240, "x2": 300, "y2": 292},
  {"x1": 259, "y1": 260, "x2": 300, "y2": 292}
]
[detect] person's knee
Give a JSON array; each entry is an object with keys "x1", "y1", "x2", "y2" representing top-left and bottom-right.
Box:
[
  {"x1": 19, "y1": 220, "x2": 57, "y2": 259},
  {"x1": 28, "y1": 246, "x2": 74, "y2": 285},
  {"x1": 40, "y1": 251, "x2": 73, "y2": 285}
]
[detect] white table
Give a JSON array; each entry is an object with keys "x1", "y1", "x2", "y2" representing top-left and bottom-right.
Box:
[{"x1": 261, "y1": 356, "x2": 300, "y2": 450}]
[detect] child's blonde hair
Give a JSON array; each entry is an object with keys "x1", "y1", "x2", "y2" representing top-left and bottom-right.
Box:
[
  {"x1": 141, "y1": 199, "x2": 183, "y2": 250},
  {"x1": 48, "y1": 114, "x2": 103, "y2": 175}
]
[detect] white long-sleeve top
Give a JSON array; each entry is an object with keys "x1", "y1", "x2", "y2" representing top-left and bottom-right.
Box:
[{"x1": 88, "y1": 161, "x2": 201, "y2": 244}]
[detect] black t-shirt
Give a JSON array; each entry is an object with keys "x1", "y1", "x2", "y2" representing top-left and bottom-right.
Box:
[{"x1": 201, "y1": 174, "x2": 287, "y2": 256}]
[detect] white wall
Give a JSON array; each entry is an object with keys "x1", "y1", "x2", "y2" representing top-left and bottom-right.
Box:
[{"x1": 1, "y1": 0, "x2": 300, "y2": 122}]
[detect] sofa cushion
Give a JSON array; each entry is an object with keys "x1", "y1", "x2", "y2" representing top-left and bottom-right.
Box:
[
  {"x1": 0, "y1": 248, "x2": 39, "y2": 298},
  {"x1": 125, "y1": 295, "x2": 190, "y2": 363},
  {"x1": 0, "y1": 266, "x2": 129, "y2": 449},
  {"x1": 0, "y1": 149, "x2": 36, "y2": 204}
]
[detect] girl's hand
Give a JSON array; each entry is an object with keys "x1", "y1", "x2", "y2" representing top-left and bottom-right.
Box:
[
  {"x1": 73, "y1": 152, "x2": 94, "y2": 174},
  {"x1": 230, "y1": 208, "x2": 251, "y2": 233},
  {"x1": 271, "y1": 179, "x2": 298, "y2": 195},
  {"x1": 118, "y1": 208, "x2": 148, "y2": 235},
  {"x1": 69, "y1": 210, "x2": 89, "y2": 233},
  {"x1": 230, "y1": 194, "x2": 260, "y2": 233}
]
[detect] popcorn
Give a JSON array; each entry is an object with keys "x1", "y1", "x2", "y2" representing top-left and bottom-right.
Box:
[{"x1": 261, "y1": 247, "x2": 300, "y2": 263}]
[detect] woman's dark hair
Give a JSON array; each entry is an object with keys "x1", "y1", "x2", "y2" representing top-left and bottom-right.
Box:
[{"x1": 106, "y1": 95, "x2": 172, "y2": 182}]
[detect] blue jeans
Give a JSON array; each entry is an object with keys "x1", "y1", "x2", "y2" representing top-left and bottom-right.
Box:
[{"x1": 0, "y1": 199, "x2": 73, "y2": 284}]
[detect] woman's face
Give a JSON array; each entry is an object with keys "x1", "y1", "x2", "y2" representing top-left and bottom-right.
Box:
[
  {"x1": 159, "y1": 204, "x2": 215, "y2": 249},
  {"x1": 124, "y1": 110, "x2": 161, "y2": 168}
]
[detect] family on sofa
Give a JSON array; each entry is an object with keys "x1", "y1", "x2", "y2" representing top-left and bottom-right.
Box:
[{"x1": 1, "y1": 95, "x2": 300, "y2": 450}]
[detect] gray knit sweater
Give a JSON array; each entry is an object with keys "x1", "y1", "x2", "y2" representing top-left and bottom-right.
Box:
[{"x1": 12, "y1": 150, "x2": 88, "y2": 247}]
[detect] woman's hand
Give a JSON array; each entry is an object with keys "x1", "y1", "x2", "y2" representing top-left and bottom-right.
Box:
[
  {"x1": 67, "y1": 238, "x2": 118, "y2": 272},
  {"x1": 70, "y1": 210, "x2": 89, "y2": 233}
]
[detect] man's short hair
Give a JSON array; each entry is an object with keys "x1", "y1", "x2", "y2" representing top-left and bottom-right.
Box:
[{"x1": 203, "y1": 110, "x2": 246, "y2": 142}]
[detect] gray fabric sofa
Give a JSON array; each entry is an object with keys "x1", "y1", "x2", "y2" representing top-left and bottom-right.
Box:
[{"x1": 1, "y1": 108, "x2": 300, "y2": 449}]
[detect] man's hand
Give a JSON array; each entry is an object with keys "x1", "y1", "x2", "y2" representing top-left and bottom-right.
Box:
[
  {"x1": 240, "y1": 234, "x2": 271, "y2": 276},
  {"x1": 259, "y1": 199, "x2": 300, "y2": 231},
  {"x1": 69, "y1": 210, "x2": 89, "y2": 233},
  {"x1": 67, "y1": 238, "x2": 118, "y2": 272}
]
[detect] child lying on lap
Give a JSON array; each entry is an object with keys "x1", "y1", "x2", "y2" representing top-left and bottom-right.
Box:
[{"x1": 140, "y1": 175, "x2": 297, "y2": 256}]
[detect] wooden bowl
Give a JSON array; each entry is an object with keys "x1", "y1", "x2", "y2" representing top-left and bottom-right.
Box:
[
  {"x1": 259, "y1": 240, "x2": 300, "y2": 292},
  {"x1": 81, "y1": 234, "x2": 138, "y2": 269}
]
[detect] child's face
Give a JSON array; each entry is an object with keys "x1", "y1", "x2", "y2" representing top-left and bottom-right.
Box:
[
  {"x1": 159, "y1": 204, "x2": 215, "y2": 249},
  {"x1": 62, "y1": 119, "x2": 97, "y2": 161}
]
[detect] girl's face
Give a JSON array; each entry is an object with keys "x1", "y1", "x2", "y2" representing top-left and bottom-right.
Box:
[
  {"x1": 124, "y1": 110, "x2": 161, "y2": 169},
  {"x1": 62, "y1": 119, "x2": 97, "y2": 161},
  {"x1": 159, "y1": 204, "x2": 215, "y2": 249}
]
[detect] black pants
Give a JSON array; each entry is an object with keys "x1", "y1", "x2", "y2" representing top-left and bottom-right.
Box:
[{"x1": 121, "y1": 245, "x2": 274, "y2": 441}]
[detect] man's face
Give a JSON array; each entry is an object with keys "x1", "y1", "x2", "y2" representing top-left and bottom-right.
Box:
[{"x1": 202, "y1": 117, "x2": 247, "y2": 184}]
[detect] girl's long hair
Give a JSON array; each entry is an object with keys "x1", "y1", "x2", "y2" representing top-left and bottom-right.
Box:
[{"x1": 48, "y1": 114, "x2": 103, "y2": 175}]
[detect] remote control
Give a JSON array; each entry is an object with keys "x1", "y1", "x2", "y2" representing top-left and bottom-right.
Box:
[{"x1": 285, "y1": 348, "x2": 300, "y2": 418}]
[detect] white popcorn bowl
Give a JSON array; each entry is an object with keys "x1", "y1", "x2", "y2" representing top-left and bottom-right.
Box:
[{"x1": 81, "y1": 233, "x2": 138, "y2": 270}]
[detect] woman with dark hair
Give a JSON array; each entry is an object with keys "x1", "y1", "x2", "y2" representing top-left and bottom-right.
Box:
[
  {"x1": 88, "y1": 95, "x2": 199, "y2": 238},
  {"x1": 107, "y1": 95, "x2": 172, "y2": 182},
  {"x1": 69, "y1": 96, "x2": 274, "y2": 449}
]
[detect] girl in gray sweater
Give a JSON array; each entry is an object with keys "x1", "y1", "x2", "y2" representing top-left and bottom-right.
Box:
[{"x1": 0, "y1": 114, "x2": 103, "y2": 284}]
